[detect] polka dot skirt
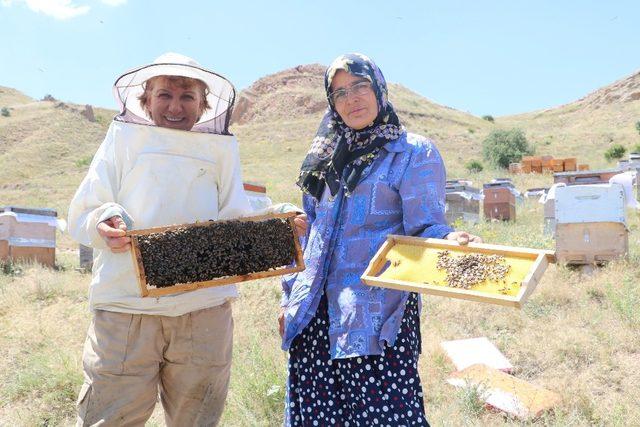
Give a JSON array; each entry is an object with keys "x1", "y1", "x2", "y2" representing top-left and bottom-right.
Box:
[{"x1": 285, "y1": 292, "x2": 429, "y2": 426}]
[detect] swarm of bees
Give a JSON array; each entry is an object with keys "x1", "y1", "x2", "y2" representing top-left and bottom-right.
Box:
[
  {"x1": 436, "y1": 250, "x2": 511, "y2": 290},
  {"x1": 137, "y1": 218, "x2": 295, "y2": 288}
]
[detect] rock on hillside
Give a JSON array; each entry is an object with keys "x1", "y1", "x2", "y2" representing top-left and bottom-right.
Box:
[
  {"x1": 575, "y1": 70, "x2": 640, "y2": 109},
  {"x1": 231, "y1": 64, "x2": 327, "y2": 125}
]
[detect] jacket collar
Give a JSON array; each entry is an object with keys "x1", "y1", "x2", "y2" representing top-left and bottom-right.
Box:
[{"x1": 383, "y1": 132, "x2": 409, "y2": 153}]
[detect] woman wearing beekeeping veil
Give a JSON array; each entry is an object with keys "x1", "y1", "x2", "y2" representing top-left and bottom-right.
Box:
[{"x1": 68, "y1": 52, "x2": 250, "y2": 426}]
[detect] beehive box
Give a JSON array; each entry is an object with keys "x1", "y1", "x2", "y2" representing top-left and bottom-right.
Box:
[
  {"x1": 445, "y1": 183, "x2": 481, "y2": 224},
  {"x1": 362, "y1": 236, "x2": 554, "y2": 308},
  {"x1": 0, "y1": 210, "x2": 57, "y2": 267},
  {"x1": 552, "y1": 159, "x2": 564, "y2": 172},
  {"x1": 554, "y1": 183, "x2": 626, "y2": 225},
  {"x1": 554, "y1": 184, "x2": 627, "y2": 264},
  {"x1": 555, "y1": 222, "x2": 628, "y2": 264},
  {"x1": 127, "y1": 212, "x2": 304, "y2": 297},
  {"x1": 483, "y1": 182, "x2": 517, "y2": 221},
  {"x1": 563, "y1": 158, "x2": 577, "y2": 171}
]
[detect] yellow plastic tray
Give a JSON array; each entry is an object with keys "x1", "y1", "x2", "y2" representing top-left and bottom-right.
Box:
[{"x1": 361, "y1": 235, "x2": 555, "y2": 308}]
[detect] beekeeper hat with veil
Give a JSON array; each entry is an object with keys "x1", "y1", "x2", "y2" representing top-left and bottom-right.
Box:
[
  {"x1": 113, "y1": 52, "x2": 235, "y2": 134},
  {"x1": 84, "y1": 52, "x2": 251, "y2": 234}
]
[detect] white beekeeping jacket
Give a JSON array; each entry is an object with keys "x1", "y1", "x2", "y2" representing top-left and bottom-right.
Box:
[{"x1": 68, "y1": 121, "x2": 252, "y2": 315}]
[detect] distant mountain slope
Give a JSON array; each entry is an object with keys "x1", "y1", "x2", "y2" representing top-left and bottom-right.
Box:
[
  {"x1": 498, "y1": 69, "x2": 640, "y2": 167},
  {"x1": 0, "y1": 86, "x2": 33, "y2": 107}
]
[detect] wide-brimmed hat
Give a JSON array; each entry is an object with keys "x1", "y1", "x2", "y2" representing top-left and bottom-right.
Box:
[{"x1": 113, "y1": 52, "x2": 236, "y2": 134}]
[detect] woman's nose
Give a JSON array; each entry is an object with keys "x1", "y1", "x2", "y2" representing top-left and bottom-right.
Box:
[{"x1": 168, "y1": 98, "x2": 182, "y2": 113}]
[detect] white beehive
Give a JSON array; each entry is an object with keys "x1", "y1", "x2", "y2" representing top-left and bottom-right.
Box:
[
  {"x1": 554, "y1": 184, "x2": 628, "y2": 264},
  {"x1": 555, "y1": 184, "x2": 626, "y2": 225}
]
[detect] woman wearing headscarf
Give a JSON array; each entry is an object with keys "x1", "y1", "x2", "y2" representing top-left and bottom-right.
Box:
[{"x1": 279, "y1": 53, "x2": 481, "y2": 426}]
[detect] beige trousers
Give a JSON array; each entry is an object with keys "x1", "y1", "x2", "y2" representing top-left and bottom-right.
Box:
[{"x1": 76, "y1": 301, "x2": 233, "y2": 427}]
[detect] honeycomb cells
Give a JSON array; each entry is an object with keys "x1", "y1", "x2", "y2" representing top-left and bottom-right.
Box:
[{"x1": 137, "y1": 218, "x2": 296, "y2": 288}]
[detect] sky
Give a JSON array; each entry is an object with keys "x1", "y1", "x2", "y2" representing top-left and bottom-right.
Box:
[{"x1": 1, "y1": 0, "x2": 639, "y2": 116}]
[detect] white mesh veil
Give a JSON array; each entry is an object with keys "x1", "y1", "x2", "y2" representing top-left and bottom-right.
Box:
[{"x1": 112, "y1": 52, "x2": 236, "y2": 134}]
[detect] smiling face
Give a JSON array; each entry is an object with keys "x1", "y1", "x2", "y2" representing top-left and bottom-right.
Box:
[
  {"x1": 329, "y1": 70, "x2": 378, "y2": 130},
  {"x1": 142, "y1": 76, "x2": 207, "y2": 131}
]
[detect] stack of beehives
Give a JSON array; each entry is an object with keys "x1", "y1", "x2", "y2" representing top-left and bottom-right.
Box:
[
  {"x1": 0, "y1": 206, "x2": 57, "y2": 267},
  {"x1": 515, "y1": 156, "x2": 584, "y2": 174}
]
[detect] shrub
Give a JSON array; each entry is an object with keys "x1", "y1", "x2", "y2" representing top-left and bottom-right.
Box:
[
  {"x1": 604, "y1": 144, "x2": 626, "y2": 161},
  {"x1": 1, "y1": 107, "x2": 9, "y2": 117},
  {"x1": 633, "y1": 143, "x2": 640, "y2": 154},
  {"x1": 635, "y1": 121, "x2": 640, "y2": 135},
  {"x1": 465, "y1": 160, "x2": 483, "y2": 173},
  {"x1": 481, "y1": 128, "x2": 533, "y2": 169},
  {"x1": 482, "y1": 115, "x2": 494, "y2": 123}
]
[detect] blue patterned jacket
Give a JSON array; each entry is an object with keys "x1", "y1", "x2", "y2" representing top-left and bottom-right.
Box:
[{"x1": 281, "y1": 132, "x2": 453, "y2": 359}]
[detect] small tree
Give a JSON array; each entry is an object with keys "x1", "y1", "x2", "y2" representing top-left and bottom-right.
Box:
[
  {"x1": 482, "y1": 128, "x2": 533, "y2": 169},
  {"x1": 1, "y1": 107, "x2": 9, "y2": 117},
  {"x1": 465, "y1": 160, "x2": 483, "y2": 173},
  {"x1": 482, "y1": 115, "x2": 494, "y2": 123},
  {"x1": 604, "y1": 144, "x2": 626, "y2": 161}
]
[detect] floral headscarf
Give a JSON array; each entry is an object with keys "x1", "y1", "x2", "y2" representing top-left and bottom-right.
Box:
[{"x1": 297, "y1": 53, "x2": 405, "y2": 201}]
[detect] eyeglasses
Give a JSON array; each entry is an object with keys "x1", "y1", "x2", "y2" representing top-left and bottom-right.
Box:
[{"x1": 329, "y1": 81, "x2": 373, "y2": 104}]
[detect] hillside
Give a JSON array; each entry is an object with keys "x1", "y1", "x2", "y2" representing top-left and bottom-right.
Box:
[{"x1": 498, "y1": 69, "x2": 640, "y2": 169}]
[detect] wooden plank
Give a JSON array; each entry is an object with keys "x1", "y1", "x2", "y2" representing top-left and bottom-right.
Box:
[
  {"x1": 288, "y1": 216, "x2": 305, "y2": 271},
  {"x1": 130, "y1": 235, "x2": 148, "y2": 297},
  {"x1": 144, "y1": 263, "x2": 305, "y2": 297},
  {"x1": 390, "y1": 236, "x2": 541, "y2": 259},
  {"x1": 362, "y1": 237, "x2": 394, "y2": 279},
  {"x1": 515, "y1": 252, "x2": 548, "y2": 308},
  {"x1": 363, "y1": 276, "x2": 521, "y2": 308}
]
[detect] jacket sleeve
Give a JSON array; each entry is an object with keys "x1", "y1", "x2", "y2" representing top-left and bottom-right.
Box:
[
  {"x1": 399, "y1": 140, "x2": 454, "y2": 239},
  {"x1": 280, "y1": 193, "x2": 316, "y2": 307},
  {"x1": 217, "y1": 138, "x2": 253, "y2": 220},
  {"x1": 67, "y1": 126, "x2": 133, "y2": 249}
]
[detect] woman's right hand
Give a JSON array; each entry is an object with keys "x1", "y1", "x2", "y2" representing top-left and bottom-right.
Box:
[
  {"x1": 97, "y1": 216, "x2": 131, "y2": 253},
  {"x1": 278, "y1": 307, "x2": 286, "y2": 338}
]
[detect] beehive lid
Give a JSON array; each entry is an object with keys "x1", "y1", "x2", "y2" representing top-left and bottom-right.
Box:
[
  {"x1": 555, "y1": 183, "x2": 626, "y2": 225},
  {"x1": 2, "y1": 206, "x2": 57, "y2": 217},
  {"x1": 483, "y1": 181, "x2": 515, "y2": 189},
  {"x1": 446, "y1": 183, "x2": 481, "y2": 194},
  {"x1": 553, "y1": 167, "x2": 622, "y2": 178}
]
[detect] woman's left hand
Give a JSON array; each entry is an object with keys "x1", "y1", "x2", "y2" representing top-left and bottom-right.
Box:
[
  {"x1": 445, "y1": 231, "x2": 483, "y2": 245},
  {"x1": 293, "y1": 214, "x2": 308, "y2": 237}
]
